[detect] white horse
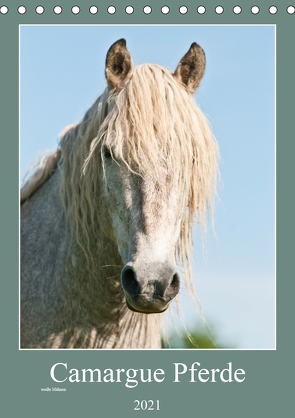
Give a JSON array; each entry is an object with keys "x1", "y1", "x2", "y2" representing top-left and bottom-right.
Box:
[{"x1": 21, "y1": 39, "x2": 218, "y2": 348}]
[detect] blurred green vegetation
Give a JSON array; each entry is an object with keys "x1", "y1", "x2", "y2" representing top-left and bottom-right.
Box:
[{"x1": 162, "y1": 325, "x2": 233, "y2": 349}]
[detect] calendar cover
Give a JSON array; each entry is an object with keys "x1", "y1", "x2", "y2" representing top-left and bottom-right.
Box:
[{"x1": 1, "y1": 0, "x2": 292, "y2": 416}]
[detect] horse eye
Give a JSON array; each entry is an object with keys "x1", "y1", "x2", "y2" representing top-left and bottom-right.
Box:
[{"x1": 103, "y1": 147, "x2": 112, "y2": 159}]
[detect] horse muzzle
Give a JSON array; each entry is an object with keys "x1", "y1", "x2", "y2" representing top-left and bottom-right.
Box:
[{"x1": 121, "y1": 264, "x2": 180, "y2": 314}]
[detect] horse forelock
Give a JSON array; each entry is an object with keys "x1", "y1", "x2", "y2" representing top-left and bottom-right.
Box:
[{"x1": 85, "y1": 63, "x2": 219, "y2": 211}]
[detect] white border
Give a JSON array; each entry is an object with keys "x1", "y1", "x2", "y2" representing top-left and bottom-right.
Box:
[{"x1": 19, "y1": 24, "x2": 276, "y2": 351}]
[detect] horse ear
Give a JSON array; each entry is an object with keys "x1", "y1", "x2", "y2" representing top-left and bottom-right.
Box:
[
  {"x1": 105, "y1": 39, "x2": 133, "y2": 90},
  {"x1": 174, "y1": 42, "x2": 206, "y2": 94}
]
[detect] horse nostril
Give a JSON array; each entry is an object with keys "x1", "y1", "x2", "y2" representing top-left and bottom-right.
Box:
[
  {"x1": 169, "y1": 273, "x2": 180, "y2": 292},
  {"x1": 121, "y1": 267, "x2": 140, "y2": 295}
]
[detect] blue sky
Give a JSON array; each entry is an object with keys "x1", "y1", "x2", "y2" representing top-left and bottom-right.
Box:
[{"x1": 20, "y1": 25, "x2": 275, "y2": 348}]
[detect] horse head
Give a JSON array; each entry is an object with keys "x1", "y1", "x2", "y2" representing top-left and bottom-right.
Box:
[{"x1": 94, "y1": 39, "x2": 214, "y2": 314}]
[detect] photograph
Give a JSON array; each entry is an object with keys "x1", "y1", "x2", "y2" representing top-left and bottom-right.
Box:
[{"x1": 20, "y1": 25, "x2": 275, "y2": 350}]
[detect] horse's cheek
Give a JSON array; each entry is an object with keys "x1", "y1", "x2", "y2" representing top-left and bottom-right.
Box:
[
  {"x1": 97, "y1": 186, "x2": 120, "y2": 244},
  {"x1": 102, "y1": 188, "x2": 130, "y2": 258},
  {"x1": 114, "y1": 226, "x2": 130, "y2": 262}
]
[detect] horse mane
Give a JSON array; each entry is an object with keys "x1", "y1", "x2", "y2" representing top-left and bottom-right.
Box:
[{"x1": 21, "y1": 63, "x2": 219, "y2": 318}]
